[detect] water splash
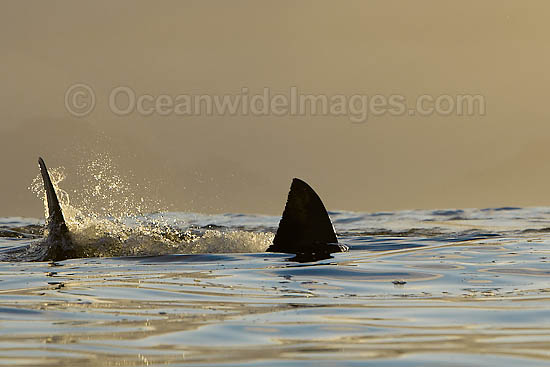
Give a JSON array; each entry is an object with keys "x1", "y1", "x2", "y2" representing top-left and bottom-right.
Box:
[
  {"x1": 72, "y1": 154, "x2": 163, "y2": 219},
  {"x1": 28, "y1": 155, "x2": 272, "y2": 259},
  {"x1": 30, "y1": 165, "x2": 69, "y2": 222}
]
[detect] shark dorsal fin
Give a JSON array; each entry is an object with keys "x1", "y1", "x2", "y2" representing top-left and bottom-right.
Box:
[{"x1": 269, "y1": 178, "x2": 337, "y2": 253}]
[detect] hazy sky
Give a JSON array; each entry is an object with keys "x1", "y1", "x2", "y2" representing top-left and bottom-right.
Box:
[{"x1": 1, "y1": 1, "x2": 550, "y2": 218}]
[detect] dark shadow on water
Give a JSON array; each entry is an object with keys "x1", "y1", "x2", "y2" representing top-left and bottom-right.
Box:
[
  {"x1": 342, "y1": 231, "x2": 500, "y2": 252},
  {"x1": 117, "y1": 253, "x2": 241, "y2": 263},
  {"x1": 431, "y1": 209, "x2": 465, "y2": 216},
  {"x1": 114, "y1": 251, "x2": 339, "y2": 265},
  {"x1": 480, "y1": 206, "x2": 521, "y2": 212},
  {"x1": 286, "y1": 252, "x2": 335, "y2": 263},
  {"x1": 270, "y1": 265, "x2": 437, "y2": 281}
]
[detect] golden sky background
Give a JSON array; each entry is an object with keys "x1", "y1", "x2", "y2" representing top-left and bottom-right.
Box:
[{"x1": 1, "y1": 1, "x2": 550, "y2": 218}]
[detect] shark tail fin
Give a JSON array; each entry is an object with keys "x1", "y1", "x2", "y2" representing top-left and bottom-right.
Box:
[
  {"x1": 38, "y1": 157, "x2": 72, "y2": 260},
  {"x1": 268, "y1": 178, "x2": 338, "y2": 254},
  {"x1": 39, "y1": 157, "x2": 67, "y2": 229}
]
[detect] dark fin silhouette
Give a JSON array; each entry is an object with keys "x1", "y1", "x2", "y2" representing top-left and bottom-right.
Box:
[
  {"x1": 38, "y1": 157, "x2": 75, "y2": 261},
  {"x1": 267, "y1": 178, "x2": 347, "y2": 257}
]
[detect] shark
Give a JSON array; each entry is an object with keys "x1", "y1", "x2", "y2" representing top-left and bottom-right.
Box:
[
  {"x1": 36, "y1": 157, "x2": 348, "y2": 262},
  {"x1": 266, "y1": 178, "x2": 348, "y2": 259}
]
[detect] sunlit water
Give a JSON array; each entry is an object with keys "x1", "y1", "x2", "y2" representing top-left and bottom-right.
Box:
[{"x1": 2, "y1": 207, "x2": 550, "y2": 366}]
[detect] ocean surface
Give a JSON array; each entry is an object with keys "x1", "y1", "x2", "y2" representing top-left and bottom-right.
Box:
[{"x1": 1, "y1": 207, "x2": 550, "y2": 366}]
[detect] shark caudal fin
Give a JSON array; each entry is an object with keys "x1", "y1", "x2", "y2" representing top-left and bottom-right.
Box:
[
  {"x1": 39, "y1": 158, "x2": 67, "y2": 231},
  {"x1": 267, "y1": 178, "x2": 346, "y2": 256},
  {"x1": 38, "y1": 157, "x2": 74, "y2": 261}
]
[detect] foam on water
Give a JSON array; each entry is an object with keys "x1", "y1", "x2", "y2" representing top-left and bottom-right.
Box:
[{"x1": 24, "y1": 156, "x2": 272, "y2": 260}]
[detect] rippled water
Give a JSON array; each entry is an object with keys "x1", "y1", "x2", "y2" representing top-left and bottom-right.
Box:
[{"x1": 2, "y1": 208, "x2": 550, "y2": 366}]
